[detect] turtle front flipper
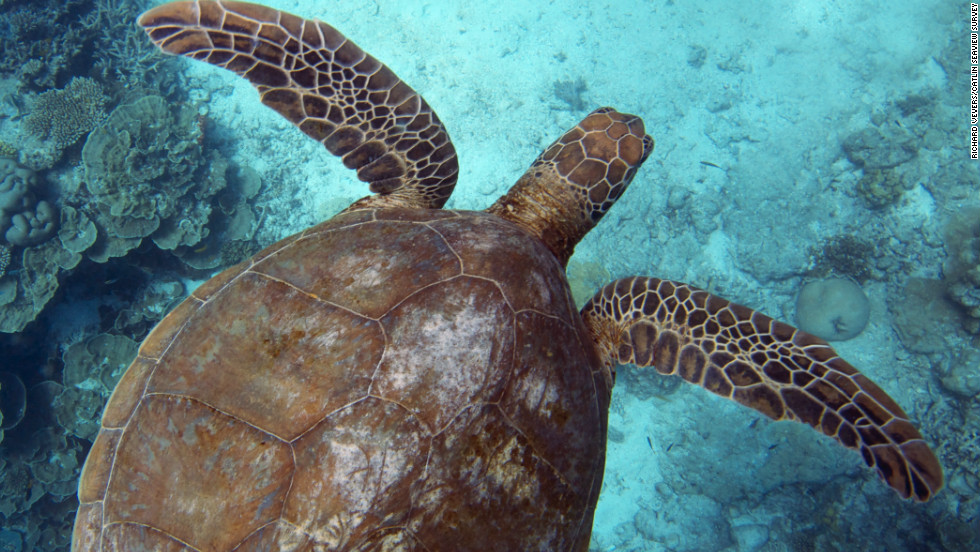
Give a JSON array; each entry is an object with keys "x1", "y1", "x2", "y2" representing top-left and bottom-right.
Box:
[
  {"x1": 582, "y1": 277, "x2": 944, "y2": 502},
  {"x1": 139, "y1": 1, "x2": 458, "y2": 210}
]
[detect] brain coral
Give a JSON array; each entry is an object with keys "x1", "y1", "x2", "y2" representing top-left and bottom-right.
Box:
[
  {"x1": 1, "y1": 157, "x2": 58, "y2": 247},
  {"x1": 795, "y1": 277, "x2": 871, "y2": 341}
]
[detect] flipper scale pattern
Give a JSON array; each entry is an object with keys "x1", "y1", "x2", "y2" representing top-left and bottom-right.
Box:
[
  {"x1": 582, "y1": 276, "x2": 944, "y2": 502},
  {"x1": 139, "y1": 0, "x2": 458, "y2": 209}
]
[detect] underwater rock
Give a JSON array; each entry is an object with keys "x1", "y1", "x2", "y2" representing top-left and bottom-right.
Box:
[
  {"x1": 633, "y1": 494, "x2": 733, "y2": 551},
  {"x1": 888, "y1": 278, "x2": 964, "y2": 354},
  {"x1": 940, "y1": 361, "x2": 980, "y2": 399},
  {"x1": 795, "y1": 277, "x2": 870, "y2": 341},
  {"x1": 942, "y1": 206, "x2": 980, "y2": 334},
  {"x1": 619, "y1": 364, "x2": 682, "y2": 400},
  {"x1": 567, "y1": 258, "x2": 611, "y2": 309},
  {"x1": 732, "y1": 523, "x2": 769, "y2": 552},
  {"x1": 0, "y1": 371, "x2": 26, "y2": 431},
  {"x1": 841, "y1": 127, "x2": 917, "y2": 170}
]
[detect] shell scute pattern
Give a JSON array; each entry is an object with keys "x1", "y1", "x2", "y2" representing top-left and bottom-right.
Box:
[
  {"x1": 146, "y1": 270, "x2": 384, "y2": 439},
  {"x1": 501, "y1": 311, "x2": 607, "y2": 492},
  {"x1": 425, "y1": 214, "x2": 572, "y2": 316},
  {"x1": 410, "y1": 403, "x2": 590, "y2": 548},
  {"x1": 372, "y1": 276, "x2": 515, "y2": 433},
  {"x1": 75, "y1": 2, "x2": 943, "y2": 549},
  {"x1": 80, "y1": 209, "x2": 603, "y2": 549}
]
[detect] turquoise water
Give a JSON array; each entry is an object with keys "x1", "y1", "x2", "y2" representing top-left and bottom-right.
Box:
[{"x1": 0, "y1": 0, "x2": 977, "y2": 550}]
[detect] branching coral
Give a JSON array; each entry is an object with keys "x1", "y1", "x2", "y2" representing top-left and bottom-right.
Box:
[
  {"x1": 24, "y1": 77, "x2": 108, "y2": 150},
  {"x1": 807, "y1": 234, "x2": 876, "y2": 282}
]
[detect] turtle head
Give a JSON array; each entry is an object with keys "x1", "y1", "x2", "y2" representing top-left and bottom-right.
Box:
[{"x1": 487, "y1": 107, "x2": 653, "y2": 266}]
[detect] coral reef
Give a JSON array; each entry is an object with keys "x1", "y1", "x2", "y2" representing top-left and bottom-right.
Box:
[
  {"x1": 0, "y1": 158, "x2": 94, "y2": 333},
  {"x1": 0, "y1": 141, "x2": 16, "y2": 158},
  {"x1": 24, "y1": 77, "x2": 107, "y2": 152},
  {"x1": 4, "y1": 201, "x2": 57, "y2": 247},
  {"x1": 0, "y1": 2, "x2": 82, "y2": 89},
  {"x1": 57, "y1": 333, "x2": 136, "y2": 440},
  {"x1": 0, "y1": 330, "x2": 137, "y2": 550},
  {"x1": 80, "y1": 95, "x2": 232, "y2": 264},
  {"x1": 0, "y1": 160, "x2": 31, "y2": 212},
  {"x1": 2, "y1": 0, "x2": 181, "y2": 95},
  {"x1": 0, "y1": 245, "x2": 9, "y2": 279},
  {"x1": 1, "y1": 157, "x2": 58, "y2": 248},
  {"x1": 55, "y1": 206, "x2": 97, "y2": 256},
  {"x1": 0, "y1": 529, "x2": 23, "y2": 552},
  {"x1": 942, "y1": 206, "x2": 980, "y2": 334},
  {"x1": 0, "y1": 92, "x2": 262, "y2": 333},
  {"x1": 0, "y1": 372, "x2": 81, "y2": 551},
  {"x1": 795, "y1": 277, "x2": 870, "y2": 341},
  {"x1": 855, "y1": 167, "x2": 914, "y2": 209},
  {"x1": 112, "y1": 276, "x2": 184, "y2": 336},
  {"x1": 0, "y1": 1, "x2": 259, "y2": 547},
  {"x1": 0, "y1": 371, "x2": 26, "y2": 432},
  {"x1": 807, "y1": 234, "x2": 876, "y2": 283},
  {"x1": 888, "y1": 277, "x2": 965, "y2": 354},
  {"x1": 841, "y1": 127, "x2": 917, "y2": 170},
  {"x1": 0, "y1": 233, "x2": 83, "y2": 333},
  {"x1": 83, "y1": 0, "x2": 181, "y2": 93}
]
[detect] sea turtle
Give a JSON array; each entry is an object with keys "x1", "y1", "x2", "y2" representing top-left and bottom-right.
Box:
[{"x1": 72, "y1": 1, "x2": 944, "y2": 550}]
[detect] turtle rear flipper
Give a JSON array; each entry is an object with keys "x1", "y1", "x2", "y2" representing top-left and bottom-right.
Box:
[
  {"x1": 582, "y1": 277, "x2": 944, "y2": 502},
  {"x1": 139, "y1": 0, "x2": 458, "y2": 210}
]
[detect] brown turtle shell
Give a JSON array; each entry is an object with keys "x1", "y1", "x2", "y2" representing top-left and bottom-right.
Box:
[{"x1": 73, "y1": 207, "x2": 610, "y2": 551}]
